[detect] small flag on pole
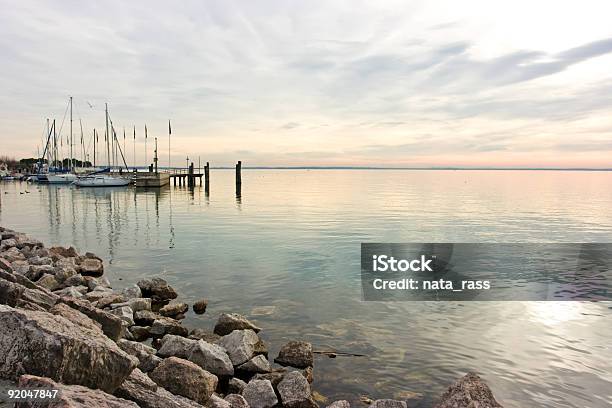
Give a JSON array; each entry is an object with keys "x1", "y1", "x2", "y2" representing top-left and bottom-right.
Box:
[
  {"x1": 145, "y1": 125, "x2": 148, "y2": 138},
  {"x1": 168, "y1": 120, "x2": 171, "y2": 135},
  {"x1": 133, "y1": 126, "x2": 136, "y2": 139}
]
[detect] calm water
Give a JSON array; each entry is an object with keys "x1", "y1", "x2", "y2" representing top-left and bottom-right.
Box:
[{"x1": 1, "y1": 170, "x2": 611, "y2": 407}]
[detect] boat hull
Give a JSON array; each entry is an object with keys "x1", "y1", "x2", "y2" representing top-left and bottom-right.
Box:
[
  {"x1": 47, "y1": 174, "x2": 77, "y2": 184},
  {"x1": 74, "y1": 176, "x2": 130, "y2": 187}
]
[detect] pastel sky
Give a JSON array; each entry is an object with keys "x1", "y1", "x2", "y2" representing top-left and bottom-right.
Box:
[{"x1": 1, "y1": 0, "x2": 612, "y2": 168}]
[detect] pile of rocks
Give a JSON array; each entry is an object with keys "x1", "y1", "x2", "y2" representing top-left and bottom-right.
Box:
[{"x1": 0, "y1": 226, "x2": 504, "y2": 408}]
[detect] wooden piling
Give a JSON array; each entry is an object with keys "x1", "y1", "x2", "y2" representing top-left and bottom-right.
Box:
[
  {"x1": 235, "y1": 160, "x2": 242, "y2": 196},
  {"x1": 204, "y1": 162, "x2": 210, "y2": 192}
]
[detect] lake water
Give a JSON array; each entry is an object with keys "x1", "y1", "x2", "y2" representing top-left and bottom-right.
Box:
[{"x1": 1, "y1": 170, "x2": 611, "y2": 407}]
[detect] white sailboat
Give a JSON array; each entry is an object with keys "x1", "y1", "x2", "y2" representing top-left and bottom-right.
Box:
[
  {"x1": 47, "y1": 173, "x2": 78, "y2": 184},
  {"x1": 74, "y1": 103, "x2": 130, "y2": 188}
]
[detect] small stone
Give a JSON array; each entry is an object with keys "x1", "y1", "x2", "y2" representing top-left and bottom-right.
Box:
[
  {"x1": 274, "y1": 341, "x2": 314, "y2": 368},
  {"x1": 61, "y1": 274, "x2": 86, "y2": 288},
  {"x1": 160, "y1": 302, "x2": 189, "y2": 317},
  {"x1": 111, "y1": 306, "x2": 135, "y2": 326},
  {"x1": 137, "y1": 277, "x2": 178, "y2": 301},
  {"x1": 242, "y1": 379, "x2": 277, "y2": 408},
  {"x1": 236, "y1": 355, "x2": 271, "y2": 374},
  {"x1": 148, "y1": 356, "x2": 218, "y2": 404},
  {"x1": 193, "y1": 299, "x2": 208, "y2": 314},
  {"x1": 214, "y1": 313, "x2": 261, "y2": 336},
  {"x1": 277, "y1": 371, "x2": 317, "y2": 408},
  {"x1": 225, "y1": 394, "x2": 250, "y2": 408},
  {"x1": 80, "y1": 258, "x2": 104, "y2": 277},
  {"x1": 150, "y1": 317, "x2": 188, "y2": 337}
]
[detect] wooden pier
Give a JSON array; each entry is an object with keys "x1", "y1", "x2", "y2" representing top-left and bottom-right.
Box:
[{"x1": 169, "y1": 167, "x2": 203, "y2": 186}]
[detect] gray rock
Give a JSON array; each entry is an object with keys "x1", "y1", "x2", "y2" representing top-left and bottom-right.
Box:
[
  {"x1": 216, "y1": 330, "x2": 260, "y2": 366},
  {"x1": 208, "y1": 394, "x2": 232, "y2": 408},
  {"x1": 111, "y1": 306, "x2": 135, "y2": 326},
  {"x1": 54, "y1": 266, "x2": 77, "y2": 283},
  {"x1": 277, "y1": 371, "x2": 317, "y2": 408},
  {"x1": 28, "y1": 256, "x2": 53, "y2": 266},
  {"x1": 26, "y1": 264, "x2": 54, "y2": 281},
  {"x1": 149, "y1": 357, "x2": 218, "y2": 404},
  {"x1": 188, "y1": 339, "x2": 234, "y2": 377},
  {"x1": 129, "y1": 325, "x2": 152, "y2": 342},
  {"x1": 49, "y1": 246, "x2": 78, "y2": 258},
  {"x1": 96, "y1": 293, "x2": 126, "y2": 309},
  {"x1": 193, "y1": 299, "x2": 208, "y2": 314},
  {"x1": 123, "y1": 284, "x2": 142, "y2": 299},
  {"x1": 61, "y1": 273, "x2": 87, "y2": 289},
  {"x1": 189, "y1": 328, "x2": 221, "y2": 343},
  {"x1": 36, "y1": 273, "x2": 60, "y2": 291},
  {"x1": 157, "y1": 334, "x2": 197, "y2": 359},
  {"x1": 160, "y1": 302, "x2": 189, "y2": 317},
  {"x1": 150, "y1": 316, "x2": 188, "y2": 338},
  {"x1": 225, "y1": 394, "x2": 250, "y2": 408},
  {"x1": 433, "y1": 372, "x2": 503, "y2": 408},
  {"x1": 0, "y1": 279, "x2": 58, "y2": 310},
  {"x1": 59, "y1": 296, "x2": 125, "y2": 340},
  {"x1": 54, "y1": 285, "x2": 88, "y2": 298},
  {"x1": 137, "y1": 277, "x2": 178, "y2": 301},
  {"x1": 1, "y1": 246, "x2": 23, "y2": 262},
  {"x1": 252, "y1": 371, "x2": 285, "y2": 388},
  {"x1": 0, "y1": 238, "x2": 17, "y2": 251},
  {"x1": 80, "y1": 258, "x2": 104, "y2": 276},
  {"x1": 369, "y1": 400, "x2": 406, "y2": 408},
  {"x1": 118, "y1": 340, "x2": 162, "y2": 372},
  {"x1": 18, "y1": 374, "x2": 139, "y2": 407},
  {"x1": 49, "y1": 302, "x2": 103, "y2": 333},
  {"x1": 135, "y1": 310, "x2": 158, "y2": 325},
  {"x1": 326, "y1": 401, "x2": 350, "y2": 408},
  {"x1": 274, "y1": 341, "x2": 314, "y2": 368},
  {"x1": 236, "y1": 355, "x2": 271, "y2": 374},
  {"x1": 241, "y1": 379, "x2": 278, "y2": 408},
  {"x1": 0, "y1": 305, "x2": 137, "y2": 392},
  {"x1": 214, "y1": 313, "x2": 261, "y2": 336},
  {"x1": 227, "y1": 378, "x2": 248, "y2": 394}
]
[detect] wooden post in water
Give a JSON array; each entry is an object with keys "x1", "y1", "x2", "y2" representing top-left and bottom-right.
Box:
[
  {"x1": 235, "y1": 160, "x2": 242, "y2": 196},
  {"x1": 204, "y1": 162, "x2": 210, "y2": 192},
  {"x1": 188, "y1": 162, "x2": 194, "y2": 188}
]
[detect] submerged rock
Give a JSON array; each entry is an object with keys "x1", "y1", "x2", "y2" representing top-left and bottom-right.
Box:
[
  {"x1": 433, "y1": 372, "x2": 503, "y2": 408},
  {"x1": 193, "y1": 299, "x2": 208, "y2": 314},
  {"x1": 277, "y1": 371, "x2": 317, "y2": 408},
  {"x1": 241, "y1": 379, "x2": 277, "y2": 408},
  {"x1": 17, "y1": 374, "x2": 139, "y2": 408},
  {"x1": 214, "y1": 313, "x2": 261, "y2": 336},
  {"x1": 274, "y1": 341, "x2": 314, "y2": 368},
  {"x1": 149, "y1": 357, "x2": 218, "y2": 405},
  {"x1": 368, "y1": 400, "x2": 406, "y2": 408},
  {"x1": 137, "y1": 277, "x2": 178, "y2": 301},
  {"x1": 216, "y1": 329, "x2": 260, "y2": 366},
  {"x1": 0, "y1": 305, "x2": 136, "y2": 392}
]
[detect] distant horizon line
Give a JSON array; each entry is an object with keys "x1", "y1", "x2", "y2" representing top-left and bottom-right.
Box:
[{"x1": 162, "y1": 166, "x2": 612, "y2": 171}]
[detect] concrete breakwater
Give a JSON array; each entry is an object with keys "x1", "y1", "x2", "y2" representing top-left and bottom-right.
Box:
[{"x1": 0, "y1": 226, "x2": 504, "y2": 408}]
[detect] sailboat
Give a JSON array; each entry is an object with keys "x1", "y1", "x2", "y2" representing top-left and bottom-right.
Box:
[{"x1": 74, "y1": 103, "x2": 130, "y2": 187}]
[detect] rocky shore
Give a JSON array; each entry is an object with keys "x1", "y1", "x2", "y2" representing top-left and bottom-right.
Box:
[{"x1": 0, "y1": 226, "x2": 504, "y2": 408}]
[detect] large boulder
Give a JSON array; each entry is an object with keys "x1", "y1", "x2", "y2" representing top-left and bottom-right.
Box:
[
  {"x1": 0, "y1": 279, "x2": 58, "y2": 311},
  {"x1": 277, "y1": 371, "x2": 317, "y2": 408},
  {"x1": 433, "y1": 372, "x2": 503, "y2": 408},
  {"x1": 241, "y1": 379, "x2": 278, "y2": 408},
  {"x1": 114, "y1": 368, "x2": 205, "y2": 408},
  {"x1": 149, "y1": 357, "x2": 218, "y2": 405},
  {"x1": 188, "y1": 339, "x2": 234, "y2": 377},
  {"x1": 157, "y1": 334, "x2": 197, "y2": 359},
  {"x1": 225, "y1": 394, "x2": 250, "y2": 408},
  {"x1": 150, "y1": 316, "x2": 188, "y2": 337},
  {"x1": 49, "y1": 303, "x2": 103, "y2": 333},
  {"x1": 214, "y1": 313, "x2": 261, "y2": 336},
  {"x1": 236, "y1": 355, "x2": 271, "y2": 374},
  {"x1": 274, "y1": 341, "x2": 314, "y2": 368},
  {"x1": 137, "y1": 277, "x2": 178, "y2": 301},
  {"x1": 0, "y1": 305, "x2": 137, "y2": 392},
  {"x1": 16, "y1": 375, "x2": 139, "y2": 408},
  {"x1": 60, "y1": 297, "x2": 125, "y2": 340},
  {"x1": 216, "y1": 330, "x2": 260, "y2": 366},
  {"x1": 117, "y1": 339, "x2": 162, "y2": 373}
]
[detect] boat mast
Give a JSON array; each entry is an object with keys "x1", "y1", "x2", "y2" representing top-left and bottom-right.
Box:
[
  {"x1": 154, "y1": 137, "x2": 158, "y2": 173},
  {"x1": 93, "y1": 129, "x2": 96, "y2": 168},
  {"x1": 69, "y1": 96, "x2": 73, "y2": 171},
  {"x1": 105, "y1": 103, "x2": 111, "y2": 169}
]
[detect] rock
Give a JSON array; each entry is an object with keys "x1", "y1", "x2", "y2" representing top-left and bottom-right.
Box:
[
  {"x1": 150, "y1": 316, "x2": 188, "y2": 338},
  {"x1": 54, "y1": 266, "x2": 77, "y2": 282},
  {"x1": 26, "y1": 264, "x2": 54, "y2": 281},
  {"x1": 0, "y1": 279, "x2": 58, "y2": 310},
  {"x1": 252, "y1": 371, "x2": 285, "y2": 388},
  {"x1": 49, "y1": 303, "x2": 103, "y2": 333},
  {"x1": 84, "y1": 287, "x2": 115, "y2": 302},
  {"x1": 80, "y1": 258, "x2": 104, "y2": 277},
  {"x1": 0, "y1": 305, "x2": 136, "y2": 392},
  {"x1": 17, "y1": 374, "x2": 139, "y2": 407},
  {"x1": 368, "y1": 401, "x2": 406, "y2": 408},
  {"x1": 149, "y1": 357, "x2": 218, "y2": 404},
  {"x1": 254, "y1": 338, "x2": 268, "y2": 358},
  {"x1": 36, "y1": 273, "x2": 60, "y2": 291},
  {"x1": 326, "y1": 401, "x2": 350, "y2": 408},
  {"x1": 111, "y1": 306, "x2": 135, "y2": 326},
  {"x1": 193, "y1": 299, "x2": 208, "y2": 314},
  {"x1": 129, "y1": 325, "x2": 152, "y2": 342},
  {"x1": 214, "y1": 313, "x2": 261, "y2": 336},
  {"x1": 157, "y1": 334, "x2": 197, "y2": 359},
  {"x1": 1, "y1": 246, "x2": 23, "y2": 262},
  {"x1": 115, "y1": 368, "x2": 205, "y2": 408},
  {"x1": 11, "y1": 259, "x2": 30, "y2": 275},
  {"x1": 96, "y1": 293, "x2": 126, "y2": 309},
  {"x1": 160, "y1": 302, "x2": 189, "y2": 317},
  {"x1": 433, "y1": 372, "x2": 503, "y2": 408},
  {"x1": 241, "y1": 379, "x2": 278, "y2": 408},
  {"x1": 274, "y1": 341, "x2": 314, "y2": 368},
  {"x1": 123, "y1": 284, "x2": 142, "y2": 299},
  {"x1": 236, "y1": 355, "x2": 271, "y2": 374},
  {"x1": 60, "y1": 297, "x2": 125, "y2": 340},
  {"x1": 227, "y1": 377, "x2": 248, "y2": 394},
  {"x1": 118, "y1": 340, "x2": 162, "y2": 373},
  {"x1": 216, "y1": 330, "x2": 260, "y2": 366},
  {"x1": 85, "y1": 251, "x2": 102, "y2": 260},
  {"x1": 61, "y1": 273, "x2": 87, "y2": 288},
  {"x1": 189, "y1": 328, "x2": 221, "y2": 343},
  {"x1": 134, "y1": 310, "x2": 159, "y2": 326},
  {"x1": 225, "y1": 394, "x2": 250, "y2": 408},
  {"x1": 49, "y1": 246, "x2": 78, "y2": 258},
  {"x1": 54, "y1": 285, "x2": 87, "y2": 298},
  {"x1": 208, "y1": 394, "x2": 232, "y2": 408},
  {"x1": 277, "y1": 371, "x2": 317, "y2": 408},
  {"x1": 300, "y1": 366, "x2": 314, "y2": 384},
  {"x1": 28, "y1": 256, "x2": 53, "y2": 266},
  {"x1": 188, "y1": 339, "x2": 234, "y2": 377},
  {"x1": 0, "y1": 238, "x2": 17, "y2": 250},
  {"x1": 0, "y1": 268, "x2": 39, "y2": 290},
  {"x1": 0, "y1": 257, "x2": 13, "y2": 273},
  {"x1": 137, "y1": 277, "x2": 178, "y2": 301}
]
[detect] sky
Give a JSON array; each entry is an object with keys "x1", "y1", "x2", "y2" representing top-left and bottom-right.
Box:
[{"x1": 1, "y1": 0, "x2": 612, "y2": 168}]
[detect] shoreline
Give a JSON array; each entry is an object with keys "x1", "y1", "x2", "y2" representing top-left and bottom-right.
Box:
[{"x1": 0, "y1": 226, "x2": 504, "y2": 408}]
